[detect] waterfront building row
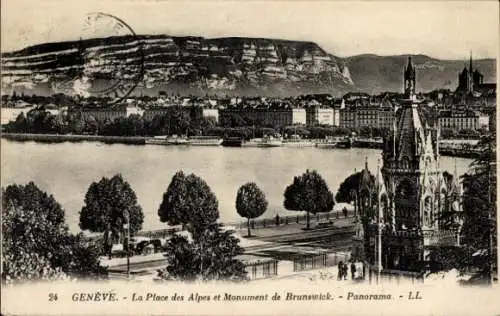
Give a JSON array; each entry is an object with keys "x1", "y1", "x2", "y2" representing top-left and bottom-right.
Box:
[
  {"x1": 438, "y1": 109, "x2": 488, "y2": 131},
  {"x1": 9, "y1": 104, "x2": 490, "y2": 133}
]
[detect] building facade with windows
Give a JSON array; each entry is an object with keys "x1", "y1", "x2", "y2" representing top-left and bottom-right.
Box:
[
  {"x1": 219, "y1": 108, "x2": 299, "y2": 127},
  {"x1": 339, "y1": 102, "x2": 395, "y2": 130},
  {"x1": 438, "y1": 109, "x2": 481, "y2": 131},
  {"x1": 306, "y1": 107, "x2": 334, "y2": 126},
  {"x1": 69, "y1": 106, "x2": 127, "y2": 123},
  {"x1": 202, "y1": 108, "x2": 219, "y2": 123}
]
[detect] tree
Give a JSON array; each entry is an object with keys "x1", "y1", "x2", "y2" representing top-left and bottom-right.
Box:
[
  {"x1": 283, "y1": 170, "x2": 335, "y2": 229},
  {"x1": 335, "y1": 172, "x2": 364, "y2": 204},
  {"x1": 9, "y1": 112, "x2": 28, "y2": 133},
  {"x1": 459, "y1": 136, "x2": 496, "y2": 282},
  {"x1": 158, "y1": 171, "x2": 219, "y2": 238},
  {"x1": 433, "y1": 136, "x2": 497, "y2": 283},
  {"x1": 335, "y1": 171, "x2": 378, "y2": 216},
  {"x1": 157, "y1": 171, "x2": 246, "y2": 281},
  {"x1": 169, "y1": 106, "x2": 191, "y2": 135},
  {"x1": 160, "y1": 223, "x2": 246, "y2": 281},
  {"x1": 236, "y1": 182, "x2": 268, "y2": 236},
  {"x1": 79, "y1": 174, "x2": 144, "y2": 258},
  {"x1": 2, "y1": 182, "x2": 106, "y2": 283}
]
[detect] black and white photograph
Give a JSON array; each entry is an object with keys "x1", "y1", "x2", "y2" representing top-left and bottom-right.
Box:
[{"x1": 1, "y1": 1, "x2": 498, "y2": 315}]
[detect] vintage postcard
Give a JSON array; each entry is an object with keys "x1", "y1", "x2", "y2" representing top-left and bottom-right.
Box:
[{"x1": 1, "y1": 0, "x2": 499, "y2": 315}]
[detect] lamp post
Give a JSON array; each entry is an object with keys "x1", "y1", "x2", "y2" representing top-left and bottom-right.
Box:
[
  {"x1": 123, "y1": 209, "x2": 130, "y2": 278},
  {"x1": 376, "y1": 221, "x2": 384, "y2": 283}
]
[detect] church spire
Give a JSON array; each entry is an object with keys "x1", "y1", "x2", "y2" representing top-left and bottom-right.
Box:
[
  {"x1": 468, "y1": 51, "x2": 474, "y2": 93},
  {"x1": 407, "y1": 56, "x2": 413, "y2": 71},
  {"x1": 469, "y1": 50, "x2": 473, "y2": 73}
]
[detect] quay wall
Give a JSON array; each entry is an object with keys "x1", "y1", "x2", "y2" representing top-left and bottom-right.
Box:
[{"x1": 1, "y1": 133, "x2": 146, "y2": 145}]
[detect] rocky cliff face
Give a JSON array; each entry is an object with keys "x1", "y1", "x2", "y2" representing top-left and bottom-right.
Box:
[{"x1": 1, "y1": 35, "x2": 353, "y2": 97}]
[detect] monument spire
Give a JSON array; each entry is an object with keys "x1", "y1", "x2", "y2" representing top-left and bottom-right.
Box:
[{"x1": 469, "y1": 50, "x2": 473, "y2": 73}]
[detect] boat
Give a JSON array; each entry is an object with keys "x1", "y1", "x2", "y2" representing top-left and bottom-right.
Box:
[
  {"x1": 166, "y1": 135, "x2": 189, "y2": 145},
  {"x1": 282, "y1": 134, "x2": 315, "y2": 148},
  {"x1": 315, "y1": 136, "x2": 352, "y2": 149},
  {"x1": 187, "y1": 136, "x2": 223, "y2": 146},
  {"x1": 145, "y1": 136, "x2": 172, "y2": 145},
  {"x1": 221, "y1": 137, "x2": 245, "y2": 147},
  {"x1": 242, "y1": 135, "x2": 283, "y2": 148},
  {"x1": 145, "y1": 135, "x2": 189, "y2": 145}
]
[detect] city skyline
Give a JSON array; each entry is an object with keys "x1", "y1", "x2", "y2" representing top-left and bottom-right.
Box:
[{"x1": 1, "y1": 0, "x2": 498, "y2": 59}]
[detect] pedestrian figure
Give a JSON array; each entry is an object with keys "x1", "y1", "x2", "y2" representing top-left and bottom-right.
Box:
[
  {"x1": 337, "y1": 261, "x2": 343, "y2": 280},
  {"x1": 350, "y1": 261, "x2": 356, "y2": 280},
  {"x1": 343, "y1": 262, "x2": 348, "y2": 280},
  {"x1": 275, "y1": 214, "x2": 280, "y2": 226},
  {"x1": 343, "y1": 207, "x2": 348, "y2": 219}
]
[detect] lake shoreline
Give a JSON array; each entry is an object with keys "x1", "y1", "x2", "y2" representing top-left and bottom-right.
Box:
[
  {"x1": 1, "y1": 133, "x2": 146, "y2": 145},
  {"x1": 1, "y1": 132, "x2": 483, "y2": 158}
]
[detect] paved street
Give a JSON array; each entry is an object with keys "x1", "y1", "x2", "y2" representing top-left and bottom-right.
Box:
[
  {"x1": 233, "y1": 216, "x2": 355, "y2": 240},
  {"x1": 106, "y1": 216, "x2": 357, "y2": 280}
]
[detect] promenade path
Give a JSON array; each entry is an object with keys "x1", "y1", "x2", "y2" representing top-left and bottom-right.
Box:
[
  {"x1": 103, "y1": 215, "x2": 357, "y2": 283},
  {"x1": 231, "y1": 216, "x2": 355, "y2": 240}
]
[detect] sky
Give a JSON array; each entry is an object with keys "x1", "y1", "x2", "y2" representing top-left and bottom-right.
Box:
[{"x1": 1, "y1": 0, "x2": 498, "y2": 59}]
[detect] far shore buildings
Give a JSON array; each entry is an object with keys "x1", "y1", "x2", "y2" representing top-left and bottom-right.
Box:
[
  {"x1": 2, "y1": 51, "x2": 495, "y2": 132},
  {"x1": 69, "y1": 105, "x2": 127, "y2": 123},
  {"x1": 456, "y1": 52, "x2": 496, "y2": 96},
  {"x1": 219, "y1": 107, "x2": 306, "y2": 127},
  {"x1": 352, "y1": 57, "x2": 463, "y2": 281}
]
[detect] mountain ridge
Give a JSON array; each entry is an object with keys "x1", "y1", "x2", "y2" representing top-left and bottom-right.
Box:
[{"x1": 1, "y1": 35, "x2": 496, "y2": 97}]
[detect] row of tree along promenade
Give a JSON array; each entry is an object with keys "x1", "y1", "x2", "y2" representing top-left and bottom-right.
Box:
[{"x1": 3, "y1": 168, "x2": 341, "y2": 283}]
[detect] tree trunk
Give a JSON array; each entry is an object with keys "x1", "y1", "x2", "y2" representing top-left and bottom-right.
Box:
[
  {"x1": 306, "y1": 212, "x2": 310, "y2": 229},
  {"x1": 247, "y1": 218, "x2": 251, "y2": 237},
  {"x1": 104, "y1": 229, "x2": 112, "y2": 260}
]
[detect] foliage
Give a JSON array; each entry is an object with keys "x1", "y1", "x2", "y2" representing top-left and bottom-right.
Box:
[
  {"x1": 236, "y1": 182, "x2": 268, "y2": 236},
  {"x1": 5, "y1": 108, "x2": 66, "y2": 134},
  {"x1": 460, "y1": 136, "x2": 496, "y2": 249},
  {"x1": 158, "y1": 172, "x2": 247, "y2": 281},
  {"x1": 336, "y1": 172, "x2": 362, "y2": 203},
  {"x1": 335, "y1": 171, "x2": 377, "y2": 204},
  {"x1": 282, "y1": 125, "x2": 311, "y2": 137},
  {"x1": 306, "y1": 126, "x2": 351, "y2": 139},
  {"x1": 2, "y1": 182, "x2": 106, "y2": 283},
  {"x1": 158, "y1": 171, "x2": 219, "y2": 237},
  {"x1": 160, "y1": 224, "x2": 247, "y2": 281},
  {"x1": 79, "y1": 174, "x2": 144, "y2": 257},
  {"x1": 433, "y1": 136, "x2": 496, "y2": 283},
  {"x1": 283, "y1": 169, "x2": 334, "y2": 229}
]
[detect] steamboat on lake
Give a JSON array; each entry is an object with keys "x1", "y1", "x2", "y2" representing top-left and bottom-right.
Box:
[
  {"x1": 282, "y1": 134, "x2": 315, "y2": 148},
  {"x1": 146, "y1": 135, "x2": 222, "y2": 146},
  {"x1": 242, "y1": 135, "x2": 283, "y2": 148},
  {"x1": 145, "y1": 135, "x2": 189, "y2": 145},
  {"x1": 315, "y1": 136, "x2": 353, "y2": 149}
]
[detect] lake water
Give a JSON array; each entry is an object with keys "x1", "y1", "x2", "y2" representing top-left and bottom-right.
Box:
[{"x1": 1, "y1": 139, "x2": 472, "y2": 233}]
